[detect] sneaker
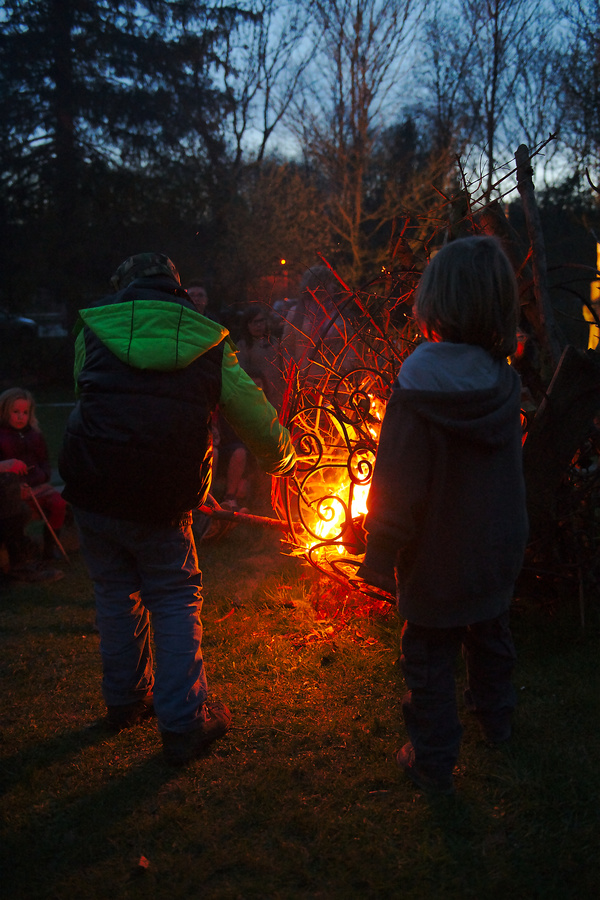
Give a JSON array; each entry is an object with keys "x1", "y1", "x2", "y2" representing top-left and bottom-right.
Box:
[
  {"x1": 106, "y1": 694, "x2": 155, "y2": 731},
  {"x1": 162, "y1": 699, "x2": 232, "y2": 766},
  {"x1": 396, "y1": 743, "x2": 455, "y2": 796}
]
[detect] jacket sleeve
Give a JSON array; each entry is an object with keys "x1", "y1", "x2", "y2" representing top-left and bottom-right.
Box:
[
  {"x1": 219, "y1": 341, "x2": 296, "y2": 476},
  {"x1": 358, "y1": 389, "x2": 432, "y2": 585}
]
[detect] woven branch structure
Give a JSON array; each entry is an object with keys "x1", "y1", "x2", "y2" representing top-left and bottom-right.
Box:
[{"x1": 269, "y1": 140, "x2": 600, "y2": 617}]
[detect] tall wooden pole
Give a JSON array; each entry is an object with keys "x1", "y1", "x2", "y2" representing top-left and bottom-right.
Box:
[{"x1": 515, "y1": 144, "x2": 563, "y2": 372}]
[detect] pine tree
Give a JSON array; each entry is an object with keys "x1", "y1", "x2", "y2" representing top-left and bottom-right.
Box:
[{"x1": 0, "y1": 0, "x2": 247, "y2": 307}]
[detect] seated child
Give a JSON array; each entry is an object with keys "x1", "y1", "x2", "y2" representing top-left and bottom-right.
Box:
[
  {"x1": 212, "y1": 411, "x2": 251, "y2": 513},
  {"x1": 212, "y1": 370, "x2": 272, "y2": 512},
  {"x1": 0, "y1": 463, "x2": 64, "y2": 582},
  {"x1": 0, "y1": 388, "x2": 67, "y2": 559}
]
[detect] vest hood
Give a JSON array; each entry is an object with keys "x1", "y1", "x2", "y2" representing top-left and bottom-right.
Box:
[{"x1": 78, "y1": 279, "x2": 229, "y2": 371}]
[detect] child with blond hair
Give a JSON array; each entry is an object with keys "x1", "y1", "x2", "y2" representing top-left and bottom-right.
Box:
[
  {"x1": 0, "y1": 387, "x2": 67, "y2": 559},
  {"x1": 359, "y1": 236, "x2": 528, "y2": 795}
]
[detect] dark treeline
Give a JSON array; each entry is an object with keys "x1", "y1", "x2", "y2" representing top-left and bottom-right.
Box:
[{"x1": 1, "y1": 0, "x2": 599, "y2": 359}]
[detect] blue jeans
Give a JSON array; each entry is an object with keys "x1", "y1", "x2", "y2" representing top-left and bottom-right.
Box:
[
  {"x1": 74, "y1": 507, "x2": 208, "y2": 733},
  {"x1": 400, "y1": 612, "x2": 517, "y2": 780}
]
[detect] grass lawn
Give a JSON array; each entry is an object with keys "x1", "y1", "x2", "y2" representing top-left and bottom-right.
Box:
[{"x1": 1, "y1": 395, "x2": 599, "y2": 898}]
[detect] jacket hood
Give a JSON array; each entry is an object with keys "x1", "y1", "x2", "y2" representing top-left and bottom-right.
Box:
[
  {"x1": 395, "y1": 346, "x2": 522, "y2": 449},
  {"x1": 78, "y1": 278, "x2": 229, "y2": 371}
]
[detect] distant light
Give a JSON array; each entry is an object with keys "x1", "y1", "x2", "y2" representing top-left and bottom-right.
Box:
[{"x1": 280, "y1": 258, "x2": 286, "y2": 266}]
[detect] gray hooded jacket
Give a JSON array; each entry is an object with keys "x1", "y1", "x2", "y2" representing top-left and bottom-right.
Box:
[{"x1": 360, "y1": 342, "x2": 528, "y2": 628}]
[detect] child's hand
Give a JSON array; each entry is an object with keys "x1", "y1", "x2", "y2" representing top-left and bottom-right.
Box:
[{"x1": 0, "y1": 458, "x2": 28, "y2": 476}]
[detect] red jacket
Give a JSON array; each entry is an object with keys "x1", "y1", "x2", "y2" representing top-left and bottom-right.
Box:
[{"x1": 0, "y1": 425, "x2": 51, "y2": 486}]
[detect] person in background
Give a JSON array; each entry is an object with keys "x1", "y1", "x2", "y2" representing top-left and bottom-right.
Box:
[
  {"x1": 185, "y1": 279, "x2": 209, "y2": 316},
  {"x1": 210, "y1": 370, "x2": 272, "y2": 514},
  {"x1": 0, "y1": 461, "x2": 63, "y2": 584},
  {"x1": 0, "y1": 387, "x2": 67, "y2": 560},
  {"x1": 60, "y1": 252, "x2": 296, "y2": 766},
  {"x1": 211, "y1": 410, "x2": 250, "y2": 514},
  {"x1": 358, "y1": 236, "x2": 528, "y2": 795},
  {"x1": 269, "y1": 299, "x2": 288, "y2": 339},
  {"x1": 280, "y1": 265, "x2": 356, "y2": 383},
  {"x1": 236, "y1": 305, "x2": 285, "y2": 409}
]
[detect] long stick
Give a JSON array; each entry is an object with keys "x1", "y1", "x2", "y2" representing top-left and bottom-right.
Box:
[
  {"x1": 197, "y1": 504, "x2": 289, "y2": 532},
  {"x1": 26, "y1": 487, "x2": 70, "y2": 562}
]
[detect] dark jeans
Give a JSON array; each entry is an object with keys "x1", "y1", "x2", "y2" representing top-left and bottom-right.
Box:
[
  {"x1": 400, "y1": 611, "x2": 517, "y2": 780},
  {"x1": 74, "y1": 507, "x2": 207, "y2": 733}
]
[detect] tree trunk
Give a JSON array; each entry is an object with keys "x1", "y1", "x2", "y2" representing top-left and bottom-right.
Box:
[{"x1": 515, "y1": 143, "x2": 563, "y2": 372}]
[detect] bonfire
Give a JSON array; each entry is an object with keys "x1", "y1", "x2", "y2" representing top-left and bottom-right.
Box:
[
  {"x1": 268, "y1": 139, "x2": 600, "y2": 625},
  {"x1": 200, "y1": 139, "x2": 600, "y2": 624}
]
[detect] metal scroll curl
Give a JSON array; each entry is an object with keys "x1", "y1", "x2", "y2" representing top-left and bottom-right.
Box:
[{"x1": 273, "y1": 364, "x2": 398, "y2": 601}]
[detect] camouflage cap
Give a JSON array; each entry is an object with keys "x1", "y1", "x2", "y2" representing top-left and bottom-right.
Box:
[{"x1": 110, "y1": 253, "x2": 181, "y2": 291}]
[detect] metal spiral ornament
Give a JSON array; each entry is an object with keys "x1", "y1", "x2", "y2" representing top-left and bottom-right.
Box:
[{"x1": 272, "y1": 291, "x2": 417, "y2": 604}]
